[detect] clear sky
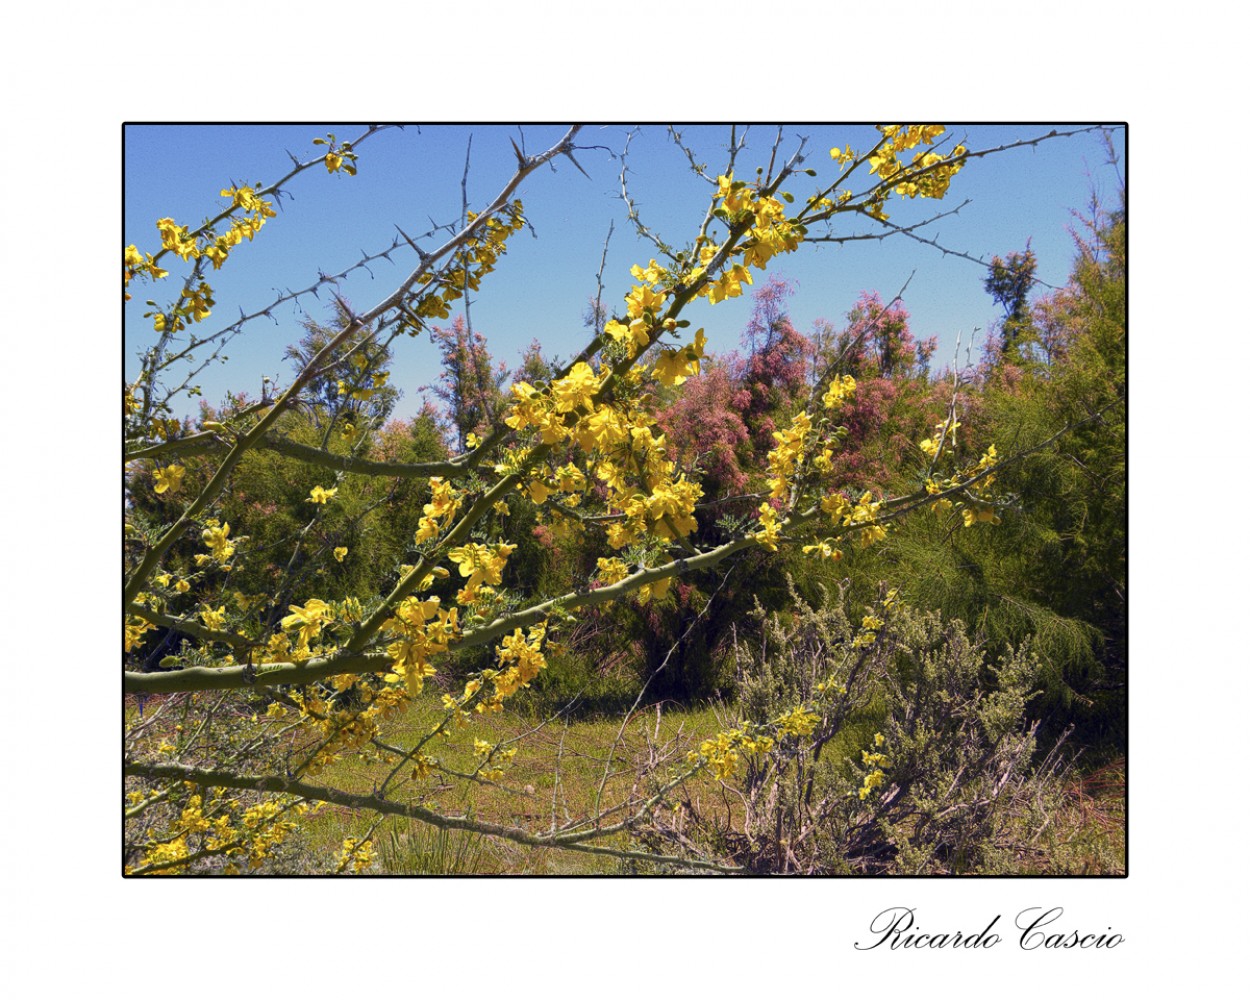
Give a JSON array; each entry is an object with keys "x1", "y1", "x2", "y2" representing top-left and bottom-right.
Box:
[{"x1": 124, "y1": 123, "x2": 1124, "y2": 421}]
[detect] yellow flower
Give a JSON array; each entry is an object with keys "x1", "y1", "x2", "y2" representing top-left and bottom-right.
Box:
[
  {"x1": 777, "y1": 706, "x2": 819, "y2": 738},
  {"x1": 281, "y1": 599, "x2": 335, "y2": 645},
  {"x1": 156, "y1": 217, "x2": 198, "y2": 260},
  {"x1": 335, "y1": 837, "x2": 376, "y2": 874},
  {"x1": 630, "y1": 259, "x2": 667, "y2": 285},
  {"x1": 333, "y1": 547, "x2": 348, "y2": 562},
  {"x1": 596, "y1": 557, "x2": 630, "y2": 585},
  {"x1": 821, "y1": 375, "x2": 856, "y2": 411},
  {"x1": 636, "y1": 576, "x2": 671, "y2": 605},
  {"x1": 201, "y1": 521, "x2": 235, "y2": 562},
  {"x1": 528, "y1": 479, "x2": 551, "y2": 505},
  {"x1": 551, "y1": 362, "x2": 600, "y2": 414},
  {"x1": 653, "y1": 329, "x2": 707, "y2": 387},
  {"x1": 604, "y1": 318, "x2": 651, "y2": 353},
  {"x1": 802, "y1": 540, "x2": 842, "y2": 561},
  {"x1": 754, "y1": 503, "x2": 782, "y2": 551},
  {"x1": 308, "y1": 485, "x2": 338, "y2": 504},
  {"x1": 624, "y1": 284, "x2": 666, "y2": 320},
  {"x1": 447, "y1": 541, "x2": 516, "y2": 591},
  {"x1": 153, "y1": 465, "x2": 186, "y2": 495},
  {"x1": 200, "y1": 605, "x2": 227, "y2": 631},
  {"x1": 556, "y1": 464, "x2": 586, "y2": 493},
  {"x1": 706, "y1": 264, "x2": 753, "y2": 305},
  {"x1": 961, "y1": 503, "x2": 1001, "y2": 527},
  {"x1": 325, "y1": 151, "x2": 343, "y2": 173}
]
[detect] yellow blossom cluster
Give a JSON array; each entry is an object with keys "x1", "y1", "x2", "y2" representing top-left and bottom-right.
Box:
[
  {"x1": 802, "y1": 539, "x2": 843, "y2": 561},
  {"x1": 776, "y1": 706, "x2": 820, "y2": 738},
  {"x1": 822, "y1": 490, "x2": 888, "y2": 548},
  {"x1": 123, "y1": 245, "x2": 168, "y2": 295},
  {"x1": 506, "y1": 361, "x2": 607, "y2": 445},
  {"x1": 765, "y1": 411, "x2": 813, "y2": 499},
  {"x1": 414, "y1": 476, "x2": 462, "y2": 544},
  {"x1": 861, "y1": 125, "x2": 968, "y2": 218},
  {"x1": 125, "y1": 616, "x2": 156, "y2": 653},
  {"x1": 750, "y1": 376, "x2": 864, "y2": 550},
  {"x1": 291, "y1": 682, "x2": 409, "y2": 773},
  {"x1": 280, "y1": 598, "x2": 335, "y2": 657},
  {"x1": 382, "y1": 594, "x2": 460, "y2": 695},
  {"x1": 447, "y1": 541, "x2": 516, "y2": 605},
  {"x1": 605, "y1": 277, "x2": 668, "y2": 353},
  {"x1": 133, "y1": 183, "x2": 277, "y2": 329},
  {"x1": 691, "y1": 703, "x2": 829, "y2": 781},
  {"x1": 596, "y1": 557, "x2": 630, "y2": 585},
  {"x1": 699, "y1": 174, "x2": 806, "y2": 299},
  {"x1": 235, "y1": 800, "x2": 300, "y2": 866},
  {"x1": 149, "y1": 280, "x2": 215, "y2": 335},
  {"x1": 821, "y1": 375, "x2": 857, "y2": 411},
  {"x1": 652, "y1": 329, "x2": 708, "y2": 387},
  {"x1": 961, "y1": 502, "x2": 1001, "y2": 528},
  {"x1": 924, "y1": 443, "x2": 1002, "y2": 528},
  {"x1": 199, "y1": 605, "x2": 227, "y2": 631},
  {"x1": 857, "y1": 735, "x2": 891, "y2": 801},
  {"x1": 507, "y1": 349, "x2": 704, "y2": 554},
  {"x1": 406, "y1": 201, "x2": 527, "y2": 325},
  {"x1": 489, "y1": 621, "x2": 549, "y2": 701},
  {"x1": 472, "y1": 738, "x2": 518, "y2": 782},
  {"x1": 335, "y1": 837, "x2": 376, "y2": 874},
  {"x1": 854, "y1": 614, "x2": 886, "y2": 648},
  {"x1": 919, "y1": 416, "x2": 961, "y2": 461},
  {"x1": 690, "y1": 728, "x2": 775, "y2": 781},
  {"x1": 127, "y1": 791, "x2": 312, "y2": 874},
  {"x1": 635, "y1": 575, "x2": 672, "y2": 606},
  {"x1": 753, "y1": 502, "x2": 783, "y2": 551},
  {"x1": 198, "y1": 519, "x2": 236, "y2": 564},
  {"x1": 338, "y1": 369, "x2": 389, "y2": 402}
]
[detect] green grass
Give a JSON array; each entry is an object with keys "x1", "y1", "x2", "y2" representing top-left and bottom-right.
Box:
[
  {"x1": 287, "y1": 697, "x2": 728, "y2": 874},
  {"x1": 281, "y1": 694, "x2": 1125, "y2": 875},
  {"x1": 127, "y1": 689, "x2": 1124, "y2": 876}
]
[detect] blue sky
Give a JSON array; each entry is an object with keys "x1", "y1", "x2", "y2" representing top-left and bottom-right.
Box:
[{"x1": 125, "y1": 123, "x2": 1124, "y2": 421}]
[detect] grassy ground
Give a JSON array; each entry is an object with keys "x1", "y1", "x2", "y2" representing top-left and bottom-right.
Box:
[
  {"x1": 126, "y1": 691, "x2": 1125, "y2": 875},
  {"x1": 1012, "y1": 756, "x2": 1126, "y2": 875},
  {"x1": 290, "y1": 699, "x2": 729, "y2": 874},
  {"x1": 284, "y1": 696, "x2": 1125, "y2": 875}
]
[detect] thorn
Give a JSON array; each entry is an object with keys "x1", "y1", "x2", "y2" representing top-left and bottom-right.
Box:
[
  {"x1": 563, "y1": 148, "x2": 592, "y2": 180},
  {"x1": 395, "y1": 225, "x2": 428, "y2": 261},
  {"x1": 510, "y1": 137, "x2": 526, "y2": 167}
]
